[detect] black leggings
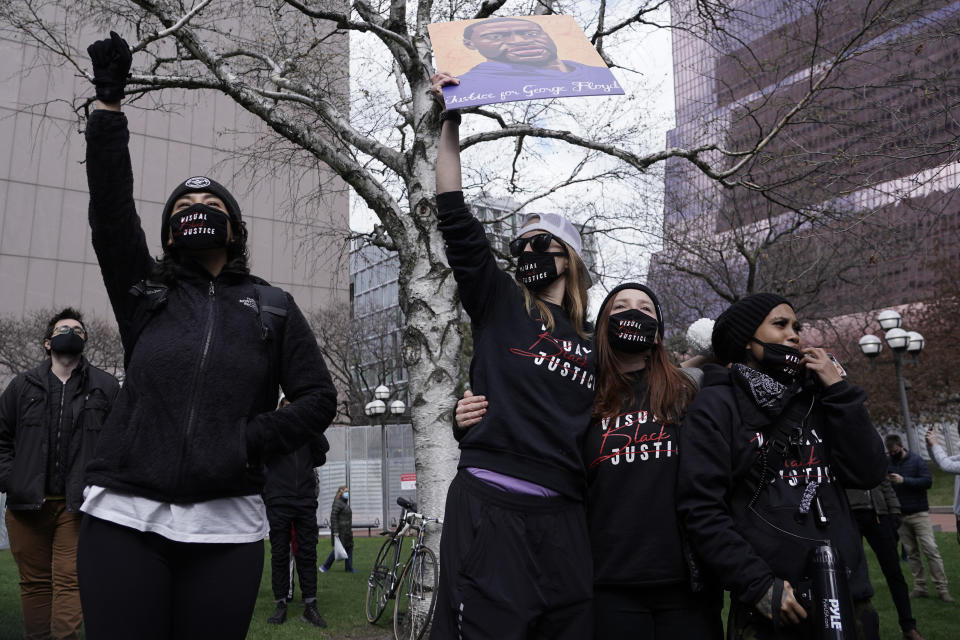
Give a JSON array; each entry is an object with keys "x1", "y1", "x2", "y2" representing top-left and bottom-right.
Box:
[{"x1": 77, "y1": 514, "x2": 264, "y2": 640}]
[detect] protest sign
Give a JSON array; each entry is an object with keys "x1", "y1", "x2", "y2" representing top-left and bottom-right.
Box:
[{"x1": 429, "y1": 15, "x2": 624, "y2": 109}]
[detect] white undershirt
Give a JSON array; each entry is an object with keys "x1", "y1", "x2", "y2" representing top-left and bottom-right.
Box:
[{"x1": 81, "y1": 485, "x2": 268, "y2": 544}]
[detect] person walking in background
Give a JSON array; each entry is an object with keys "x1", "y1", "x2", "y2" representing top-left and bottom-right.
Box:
[
  {"x1": 926, "y1": 423, "x2": 960, "y2": 544},
  {"x1": 320, "y1": 485, "x2": 355, "y2": 573},
  {"x1": 263, "y1": 395, "x2": 330, "y2": 627},
  {"x1": 0, "y1": 308, "x2": 120, "y2": 640},
  {"x1": 847, "y1": 479, "x2": 925, "y2": 639},
  {"x1": 886, "y1": 434, "x2": 954, "y2": 602},
  {"x1": 77, "y1": 33, "x2": 338, "y2": 640}
]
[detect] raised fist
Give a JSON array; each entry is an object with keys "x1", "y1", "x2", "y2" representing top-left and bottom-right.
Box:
[{"x1": 87, "y1": 31, "x2": 132, "y2": 104}]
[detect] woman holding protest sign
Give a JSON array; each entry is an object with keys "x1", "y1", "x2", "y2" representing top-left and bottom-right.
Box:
[
  {"x1": 456, "y1": 283, "x2": 723, "y2": 639},
  {"x1": 429, "y1": 71, "x2": 596, "y2": 639},
  {"x1": 76, "y1": 32, "x2": 338, "y2": 639}
]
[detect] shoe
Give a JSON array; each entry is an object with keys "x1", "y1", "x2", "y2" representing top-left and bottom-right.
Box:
[
  {"x1": 346, "y1": 568, "x2": 358, "y2": 573},
  {"x1": 909, "y1": 588, "x2": 928, "y2": 598},
  {"x1": 267, "y1": 601, "x2": 287, "y2": 624},
  {"x1": 903, "y1": 629, "x2": 926, "y2": 640},
  {"x1": 939, "y1": 591, "x2": 956, "y2": 603},
  {"x1": 301, "y1": 602, "x2": 328, "y2": 628},
  {"x1": 318, "y1": 565, "x2": 328, "y2": 573}
]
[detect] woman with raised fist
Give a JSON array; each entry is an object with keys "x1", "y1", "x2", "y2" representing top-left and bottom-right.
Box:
[{"x1": 77, "y1": 32, "x2": 338, "y2": 640}]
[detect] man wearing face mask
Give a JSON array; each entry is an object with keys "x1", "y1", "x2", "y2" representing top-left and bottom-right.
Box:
[
  {"x1": 886, "y1": 434, "x2": 953, "y2": 603},
  {"x1": 0, "y1": 308, "x2": 120, "y2": 640},
  {"x1": 678, "y1": 293, "x2": 887, "y2": 640}
]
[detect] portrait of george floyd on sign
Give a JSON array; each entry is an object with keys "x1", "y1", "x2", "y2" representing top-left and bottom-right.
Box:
[{"x1": 429, "y1": 14, "x2": 624, "y2": 109}]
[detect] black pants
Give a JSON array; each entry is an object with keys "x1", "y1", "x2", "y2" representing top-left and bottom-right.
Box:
[
  {"x1": 594, "y1": 583, "x2": 723, "y2": 640},
  {"x1": 853, "y1": 510, "x2": 916, "y2": 632},
  {"x1": 77, "y1": 514, "x2": 263, "y2": 640},
  {"x1": 430, "y1": 469, "x2": 592, "y2": 640},
  {"x1": 266, "y1": 501, "x2": 319, "y2": 601}
]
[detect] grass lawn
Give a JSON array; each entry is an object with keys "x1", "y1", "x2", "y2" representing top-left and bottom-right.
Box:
[
  {"x1": 2, "y1": 532, "x2": 959, "y2": 639},
  {"x1": 861, "y1": 531, "x2": 960, "y2": 640}
]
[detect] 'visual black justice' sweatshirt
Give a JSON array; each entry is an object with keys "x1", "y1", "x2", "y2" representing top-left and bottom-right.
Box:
[
  {"x1": 438, "y1": 191, "x2": 595, "y2": 499},
  {"x1": 584, "y1": 370, "x2": 687, "y2": 585}
]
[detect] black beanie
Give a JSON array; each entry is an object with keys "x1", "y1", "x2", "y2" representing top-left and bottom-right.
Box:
[
  {"x1": 160, "y1": 176, "x2": 242, "y2": 248},
  {"x1": 597, "y1": 283, "x2": 664, "y2": 338},
  {"x1": 711, "y1": 293, "x2": 792, "y2": 365}
]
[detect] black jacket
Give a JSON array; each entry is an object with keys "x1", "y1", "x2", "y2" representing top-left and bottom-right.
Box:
[
  {"x1": 262, "y1": 434, "x2": 328, "y2": 506},
  {"x1": 846, "y1": 477, "x2": 901, "y2": 516},
  {"x1": 0, "y1": 358, "x2": 119, "y2": 512},
  {"x1": 887, "y1": 449, "x2": 932, "y2": 515},
  {"x1": 84, "y1": 109, "x2": 338, "y2": 503},
  {"x1": 677, "y1": 365, "x2": 887, "y2": 606}
]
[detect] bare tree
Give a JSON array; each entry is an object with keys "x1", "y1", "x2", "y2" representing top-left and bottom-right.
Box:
[{"x1": 310, "y1": 302, "x2": 408, "y2": 424}]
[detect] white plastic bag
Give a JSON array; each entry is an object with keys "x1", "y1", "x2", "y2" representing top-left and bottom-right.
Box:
[{"x1": 333, "y1": 534, "x2": 348, "y2": 561}]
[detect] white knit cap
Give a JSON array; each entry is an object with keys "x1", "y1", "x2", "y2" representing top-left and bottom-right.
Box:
[{"x1": 518, "y1": 212, "x2": 592, "y2": 286}]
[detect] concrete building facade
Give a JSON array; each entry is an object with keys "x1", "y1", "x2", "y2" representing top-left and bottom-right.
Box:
[{"x1": 0, "y1": 31, "x2": 350, "y2": 338}]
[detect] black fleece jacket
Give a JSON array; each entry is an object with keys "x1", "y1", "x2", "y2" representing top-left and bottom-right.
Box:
[
  {"x1": 677, "y1": 365, "x2": 886, "y2": 607},
  {"x1": 0, "y1": 358, "x2": 119, "y2": 512},
  {"x1": 84, "y1": 110, "x2": 337, "y2": 503},
  {"x1": 438, "y1": 191, "x2": 595, "y2": 499}
]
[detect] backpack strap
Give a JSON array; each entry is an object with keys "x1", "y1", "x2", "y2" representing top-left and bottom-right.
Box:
[
  {"x1": 253, "y1": 284, "x2": 288, "y2": 342},
  {"x1": 253, "y1": 284, "x2": 288, "y2": 392},
  {"x1": 125, "y1": 280, "x2": 170, "y2": 368},
  {"x1": 129, "y1": 280, "x2": 169, "y2": 310}
]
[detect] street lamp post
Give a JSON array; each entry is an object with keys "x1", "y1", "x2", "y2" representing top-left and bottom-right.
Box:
[
  {"x1": 364, "y1": 384, "x2": 406, "y2": 531},
  {"x1": 859, "y1": 310, "x2": 925, "y2": 453}
]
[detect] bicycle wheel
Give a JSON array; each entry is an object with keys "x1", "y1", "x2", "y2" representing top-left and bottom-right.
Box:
[
  {"x1": 393, "y1": 546, "x2": 439, "y2": 640},
  {"x1": 366, "y1": 535, "x2": 401, "y2": 623}
]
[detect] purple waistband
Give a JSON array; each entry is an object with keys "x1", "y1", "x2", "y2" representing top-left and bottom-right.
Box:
[{"x1": 465, "y1": 467, "x2": 560, "y2": 497}]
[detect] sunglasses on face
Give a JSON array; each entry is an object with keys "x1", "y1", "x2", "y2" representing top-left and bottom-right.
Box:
[{"x1": 509, "y1": 233, "x2": 567, "y2": 257}]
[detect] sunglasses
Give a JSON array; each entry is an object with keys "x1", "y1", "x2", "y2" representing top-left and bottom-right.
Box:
[{"x1": 509, "y1": 233, "x2": 567, "y2": 257}]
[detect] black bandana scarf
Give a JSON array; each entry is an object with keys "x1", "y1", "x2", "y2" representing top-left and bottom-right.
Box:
[{"x1": 731, "y1": 363, "x2": 800, "y2": 417}]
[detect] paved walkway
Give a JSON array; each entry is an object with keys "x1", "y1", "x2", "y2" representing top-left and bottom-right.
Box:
[{"x1": 931, "y1": 511, "x2": 957, "y2": 532}]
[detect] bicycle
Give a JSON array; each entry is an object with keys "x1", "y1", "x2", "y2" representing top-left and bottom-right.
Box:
[{"x1": 365, "y1": 497, "x2": 442, "y2": 640}]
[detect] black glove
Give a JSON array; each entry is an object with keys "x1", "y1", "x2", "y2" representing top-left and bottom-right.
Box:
[
  {"x1": 890, "y1": 515, "x2": 902, "y2": 531},
  {"x1": 87, "y1": 31, "x2": 132, "y2": 103}
]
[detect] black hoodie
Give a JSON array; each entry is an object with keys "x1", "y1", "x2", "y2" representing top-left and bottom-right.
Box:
[
  {"x1": 584, "y1": 370, "x2": 687, "y2": 586},
  {"x1": 677, "y1": 364, "x2": 886, "y2": 606}
]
